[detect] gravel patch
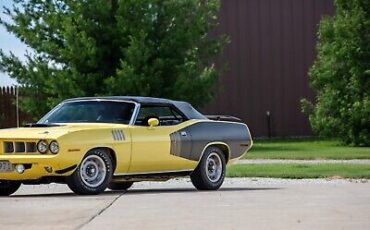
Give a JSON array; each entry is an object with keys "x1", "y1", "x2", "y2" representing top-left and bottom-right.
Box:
[
  {"x1": 222, "y1": 177, "x2": 369, "y2": 185},
  {"x1": 14, "y1": 177, "x2": 369, "y2": 196},
  {"x1": 131, "y1": 177, "x2": 369, "y2": 188},
  {"x1": 237, "y1": 159, "x2": 370, "y2": 164},
  {"x1": 17, "y1": 177, "x2": 369, "y2": 194}
]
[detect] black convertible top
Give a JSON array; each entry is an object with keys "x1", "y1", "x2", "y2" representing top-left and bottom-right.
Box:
[{"x1": 64, "y1": 96, "x2": 207, "y2": 120}]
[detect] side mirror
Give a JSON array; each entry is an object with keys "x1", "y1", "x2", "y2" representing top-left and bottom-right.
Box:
[{"x1": 148, "y1": 118, "x2": 159, "y2": 127}]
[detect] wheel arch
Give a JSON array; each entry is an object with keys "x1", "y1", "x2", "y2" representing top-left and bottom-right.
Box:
[
  {"x1": 199, "y1": 142, "x2": 230, "y2": 164},
  {"x1": 81, "y1": 146, "x2": 117, "y2": 172}
]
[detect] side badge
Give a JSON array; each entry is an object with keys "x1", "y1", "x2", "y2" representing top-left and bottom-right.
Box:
[{"x1": 112, "y1": 130, "x2": 125, "y2": 141}]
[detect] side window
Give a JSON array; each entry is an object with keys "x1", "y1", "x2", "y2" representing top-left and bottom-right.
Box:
[{"x1": 135, "y1": 105, "x2": 186, "y2": 126}]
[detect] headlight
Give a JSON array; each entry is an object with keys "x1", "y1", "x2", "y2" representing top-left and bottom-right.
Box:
[
  {"x1": 49, "y1": 141, "x2": 59, "y2": 154},
  {"x1": 37, "y1": 140, "x2": 48, "y2": 154}
]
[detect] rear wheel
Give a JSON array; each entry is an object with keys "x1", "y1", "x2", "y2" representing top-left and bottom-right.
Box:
[
  {"x1": 190, "y1": 147, "x2": 226, "y2": 190},
  {"x1": 108, "y1": 181, "x2": 134, "y2": 191},
  {"x1": 67, "y1": 149, "x2": 113, "y2": 195},
  {"x1": 0, "y1": 181, "x2": 21, "y2": 196}
]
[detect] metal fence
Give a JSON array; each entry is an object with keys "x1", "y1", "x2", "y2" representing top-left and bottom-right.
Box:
[{"x1": 0, "y1": 86, "x2": 30, "y2": 128}]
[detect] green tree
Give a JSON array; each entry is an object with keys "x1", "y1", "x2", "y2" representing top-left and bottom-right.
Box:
[
  {"x1": 0, "y1": 0, "x2": 226, "y2": 119},
  {"x1": 302, "y1": 0, "x2": 370, "y2": 146}
]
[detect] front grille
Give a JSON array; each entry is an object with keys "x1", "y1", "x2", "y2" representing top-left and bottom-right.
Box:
[
  {"x1": 4, "y1": 142, "x2": 14, "y2": 153},
  {"x1": 15, "y1": 142, "x2": 25, "y2": 152},
  {"x1": 3, "y1": 141, "x2": 37, "y2": 154},
  {"x1": 26, "y1": 142, "x2": 37, "y2": 152}
]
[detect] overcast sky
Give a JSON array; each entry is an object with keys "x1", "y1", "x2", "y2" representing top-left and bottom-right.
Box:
[{"x1": 0, "y1": 0, "x2": 28, "y2": 86}]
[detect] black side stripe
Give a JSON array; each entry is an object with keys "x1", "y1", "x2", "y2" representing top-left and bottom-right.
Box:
[{"x1": 170, "y1": 122, "x2": 252, "y2": 161}]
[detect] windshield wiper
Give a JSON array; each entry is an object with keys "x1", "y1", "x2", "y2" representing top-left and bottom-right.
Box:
[{"x1": 24, "y1": 123, "x2": 61, "y2": 127}]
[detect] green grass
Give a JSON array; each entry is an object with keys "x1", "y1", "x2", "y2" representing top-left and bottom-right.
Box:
[
  {"x1": 244, "y1": 138, "x2": 370, "y2": 160},
  {"x1": 227, "y1": 163, "x2": 370, "y2": 179}
]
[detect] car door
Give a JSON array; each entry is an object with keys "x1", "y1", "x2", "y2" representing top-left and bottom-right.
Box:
[{"x1": 128, "y1": 105, "x2": 196, "y2": 173}]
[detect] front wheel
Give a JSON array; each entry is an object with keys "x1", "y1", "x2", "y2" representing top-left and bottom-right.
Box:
[
  {"x1": 190, "y1": 147, "x2": 226, "y2": 190},
  {"x1": 0, "y1": 181, "x2": 21, "y2": 196},
  {"x1": 66, "y1": 149, "x2": 113, "y2": 195}
]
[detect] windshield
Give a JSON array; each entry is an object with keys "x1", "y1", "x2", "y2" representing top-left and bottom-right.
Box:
[{"x1": 38, "y1": 100, "x2": 136, "y2": 124}]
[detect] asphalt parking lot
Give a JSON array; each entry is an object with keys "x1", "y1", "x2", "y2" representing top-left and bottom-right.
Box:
[{"x1": 1, "y1": 178, "x2": 369, "y2": 230}]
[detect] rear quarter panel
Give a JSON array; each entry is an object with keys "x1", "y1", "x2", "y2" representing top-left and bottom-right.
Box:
[{"x1": 170, "y1": 120, "x2": 253, "y2": 162}]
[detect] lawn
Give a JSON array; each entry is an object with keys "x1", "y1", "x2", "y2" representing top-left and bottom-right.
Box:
[
  {"x1": 244, "y1": 138, "x2": 370, "y2": 160},
  {"x1": 227, "y1": 163, "x2": 370, "y2": 179}
]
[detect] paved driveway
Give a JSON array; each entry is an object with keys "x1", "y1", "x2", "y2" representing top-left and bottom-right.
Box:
[{"x1": 1, "y1": 178, "x2": 369, "y2": 230}]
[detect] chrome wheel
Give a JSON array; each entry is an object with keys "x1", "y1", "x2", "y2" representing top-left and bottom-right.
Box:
[
  {"x1": 206, "y1": 152, "x2": 223, "y2": 182},
  {"x1": 191, "y1": 147, "x2": 226, "y2": 190},
  {"x1": 80, "y1": 155, "x2": 107, "y2": 188},
  {"x1": 67, "y1": 149, "x2": 113, "y2": 195}
]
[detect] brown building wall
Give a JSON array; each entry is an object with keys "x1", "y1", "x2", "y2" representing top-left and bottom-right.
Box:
[{"x1": 203, "y1": 0, "x2": 335, "y2": 137}]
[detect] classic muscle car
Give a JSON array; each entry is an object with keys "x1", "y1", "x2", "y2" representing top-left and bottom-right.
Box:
[{"x1": 0, "y1": 97, "x2": 253, "y2": 195}]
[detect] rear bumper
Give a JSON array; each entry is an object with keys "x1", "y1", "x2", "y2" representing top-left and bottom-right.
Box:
[{"x1": 0, "y1": 154, "x2": 76, "y2": 180}]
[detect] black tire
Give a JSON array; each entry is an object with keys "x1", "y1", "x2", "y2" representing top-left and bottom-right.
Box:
[
  {"x1": 66, "y1": 148, "x2": 113, "y2": 195},
  {"x1": 108, "y1": 181, "x2": 134, "y2": 191},
  {"x1": 0, "y1": 181, "x2": 21, "y2": 196},
  {"x1": 190, "y1": 146, "x2": 226, "y2": 190}
]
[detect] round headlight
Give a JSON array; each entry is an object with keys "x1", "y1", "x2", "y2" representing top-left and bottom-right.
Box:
[
  {"x1": 49, "y1": 141, "x2": 59, "y2": 154},
  {"x1": 37, "y1": 140, "x2": 48, "y2": 154}
]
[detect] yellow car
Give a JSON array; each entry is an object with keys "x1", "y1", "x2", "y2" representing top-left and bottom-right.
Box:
[{"x1": 0, "y1": 97, "x2": 253, "y2": 195}]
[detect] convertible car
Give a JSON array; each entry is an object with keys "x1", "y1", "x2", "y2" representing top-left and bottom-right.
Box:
[{"x1": 0, "y1": 97, "x2": 253, "y2": 195}]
